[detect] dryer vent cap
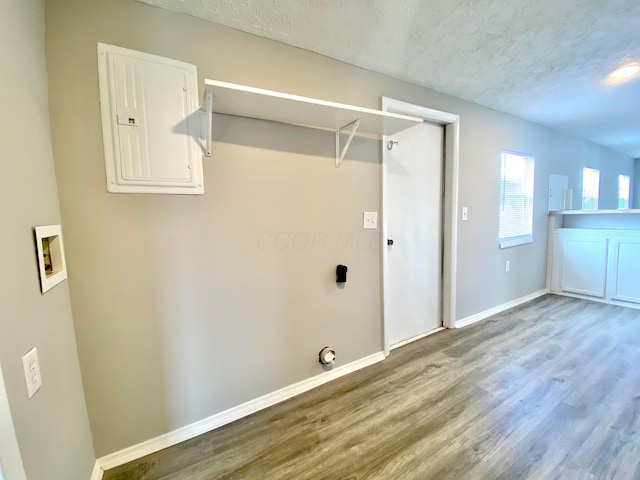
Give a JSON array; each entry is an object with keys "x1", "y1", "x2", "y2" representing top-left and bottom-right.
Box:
[{"x1": 319, "y1": 347, "x2": 336, "y2": 366}]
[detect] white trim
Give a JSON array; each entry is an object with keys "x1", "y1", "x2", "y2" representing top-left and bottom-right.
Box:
[
  {"x1": 549, "y1": 208, "x2": 640, "y2": 216},
  {"x1": 90, "y1": 461, "x2": 103, "y2": 480},
  {"x1": 546, "y1": 215, "x2": 563, "y2": 291},
  {"x1": 382, "y1": 98, "x2": 458, "y2": 124},
  {"x1": 499, "y1": 235, "x2": 533, "y2": 249},
  {"x1": 552, "y1": 291, "x2": 640, "y2": 310},
  {"x1": 389, "y1": 327, "x2": 446, "y2": 351},
  {"x1": 444, "y1": 118, "x2": 460, "y2": 329},
  {"x1": 381, "y1": 97, "x2": 460, "y2": 356},
  {"x1": 455, "y1": 289, "x2": 548, "y2": 329},
  {"x1": 381, "y1": 101, "x2": 390, "y2": 357},
  {"x1": 97, "y1": 352, "x2": 385, "y2": 470},
  {"x1": 0, "y1": 365, "x2": 27, "y2": 480}
]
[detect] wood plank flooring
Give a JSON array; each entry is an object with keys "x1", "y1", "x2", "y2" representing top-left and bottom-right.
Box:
[{"x1": 104, "y1": 295, "x2": 640, "y2": 479}]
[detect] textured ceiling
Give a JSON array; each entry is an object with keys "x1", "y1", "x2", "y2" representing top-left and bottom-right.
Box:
[{"x1": 139, "y1": 0, "x2": 640, "y2": 158}]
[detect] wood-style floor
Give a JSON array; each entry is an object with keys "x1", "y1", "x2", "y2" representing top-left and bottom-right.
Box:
[{"x1": 105, "y1": 295, "x2": 640, "y2": 479}]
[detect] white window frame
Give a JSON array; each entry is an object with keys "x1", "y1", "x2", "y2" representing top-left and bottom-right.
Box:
[
  {"x1": 618, "y1": 174, "x2": 630, "y2": 209},
  {"x1": 581, "y1": 167, "x2": 600, "y2": 210},
  {"x1": 498, "y1": 150, "x2": 535, "y2": 249}
]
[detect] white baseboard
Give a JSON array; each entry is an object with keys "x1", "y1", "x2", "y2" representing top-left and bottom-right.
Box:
[
  {"x1": 90, "y1": 460, "x2": 103, "y2": 480},
  {"x1": 96, "y1": 351, "x2": 386, "y2": 471},
  {"x1": 455, "y1": 288, "x2": 548, "y2": 329},
  {"x1": 551, "y1": 290, "x2": 640, "y2": 310},
  {"x1": 390, "y1": 327, "x2": 445, "y2": 351}
]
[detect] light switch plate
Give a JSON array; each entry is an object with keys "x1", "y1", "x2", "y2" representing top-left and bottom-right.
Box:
[
  {"x1": 461, "y1": 207, "x2": 468, "y2": 221},
  {"x1": 363, "y1": 212, "x2": 378, "y2": 229},
  {"x1": 22, "y1": 348, "x2": 42, "y2": 399}
]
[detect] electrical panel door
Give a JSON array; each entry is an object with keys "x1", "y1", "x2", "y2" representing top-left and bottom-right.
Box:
[{"x1": 98, "y1": 43, "x2": 204, "y2": 194}]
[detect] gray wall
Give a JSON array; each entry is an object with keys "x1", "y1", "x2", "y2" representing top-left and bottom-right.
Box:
[
  {"x1": 0, "y1": 0, "x2": 95, "y2": 478},
  {"x1": 549, "y1": 150, "x2": 634, "y2": 211},
  {"x1": 46, "y1": 0, "x2": 634, "y2": 456}
]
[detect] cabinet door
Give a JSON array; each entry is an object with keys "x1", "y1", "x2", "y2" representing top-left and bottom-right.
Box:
[
  {"x1": 611, "y1": 239, "x2": 640, "y2": 304},
  {"x1": 98, "y1": 43, "x2": 204, "y2": 194},
  {"x1": 561, "y1": 237, "x2": 608, "y2": 298}
]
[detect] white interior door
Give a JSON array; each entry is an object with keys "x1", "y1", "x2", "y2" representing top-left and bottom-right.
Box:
[
  {"x1": 0, "y1": 365, "x2": 27, "y2": 480},
  {"x1": 384, "y1": 121, "x2": 444, "y2": 347},
  {"x1": 549, "y1": 174, "x2": 569, "y2": 211}
]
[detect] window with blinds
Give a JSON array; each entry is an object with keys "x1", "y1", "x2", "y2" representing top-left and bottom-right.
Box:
[
  {"x1": 499, "y1": 151, "x2": 535, "y2": 248},
  {"x1": 618, "y1": 174, "x2": 630, "y2": 209},
  {"x1": 582, "y1": 167, "x2": 600, "y2": 210}
]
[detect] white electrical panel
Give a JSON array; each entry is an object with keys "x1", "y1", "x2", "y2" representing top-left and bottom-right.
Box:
[{"x1": 98, "y1": 43, "x2": 204, "y2": 194}]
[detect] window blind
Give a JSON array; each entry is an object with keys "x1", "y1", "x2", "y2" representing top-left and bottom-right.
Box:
[
  {"x1": 499, "y1": 151, "x2": 535, "y2": 248},
  {"x1": 618, "y1": 174, "x2": 630, "y2": 209},
  {"x1": 582, "y1": 167, "x2": 600, "y2": 210}
]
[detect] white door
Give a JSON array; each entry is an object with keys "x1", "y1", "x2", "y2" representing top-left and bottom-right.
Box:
[
  {"x1": 549, "y1": 174, "x2": 569, "y2": 211},
  {"x1": 384, "y1": 121, "x2": 444, "y2": 347},
  {"x1": 0, "y1": 364, "x2": 27, "y2": 480}
]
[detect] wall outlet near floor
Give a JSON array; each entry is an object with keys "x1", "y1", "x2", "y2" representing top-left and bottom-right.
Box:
[
  {"x1": 505, "y1": 260, "x2": 510, "y2": 273},
  {"x1": 22, "y1": 347, "x2": 42, "y2": 399}
]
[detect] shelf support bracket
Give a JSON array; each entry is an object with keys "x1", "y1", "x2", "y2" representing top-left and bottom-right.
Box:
[
  {"x1": 202, "y1": 89, "x2": 213, "y2": 157},
  {"x1": 335, "y1": 119, "x2": 361, "y2": 168}
]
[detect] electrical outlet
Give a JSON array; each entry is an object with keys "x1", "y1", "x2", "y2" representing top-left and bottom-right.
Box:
[
  {"x1": 363, "y1": 212, "x2": 378, "y2": 229},
  {"x1": 505, "y1": 260, "x2": 510, "y2": 273},
  {"x1": 22, "y1": 348, "x2": 42, "y2": 399}
]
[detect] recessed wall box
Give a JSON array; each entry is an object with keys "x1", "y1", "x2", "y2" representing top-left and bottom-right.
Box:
[
  {"x1": 35, "y1": 225, "x2": 67, "y2": 293},
  {"x1": 97, "y1": 43, "x2": 204, "y2": 194}
]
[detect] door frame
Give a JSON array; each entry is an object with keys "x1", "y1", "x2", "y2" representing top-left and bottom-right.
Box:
[
  {"x1": 382, "y1": 97, "x2": 460, "y2": 356},
  {"x1": 0, "y1": 364, "x2": 27, "y2": 480}
]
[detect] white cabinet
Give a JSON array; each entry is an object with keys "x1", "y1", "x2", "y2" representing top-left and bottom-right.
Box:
[
  {"x1": 560, "y1": 236, "x2": 608, "y2": 297},
  {"x1": 610, "y1": 239, "x2": 640, "y2": 304},
  {"x1": 550, "y1": 228, "x2": 640, "y2": 307},
  {"x1": 98, "y1": 44, "x2": 204, "y2": 194}
]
